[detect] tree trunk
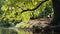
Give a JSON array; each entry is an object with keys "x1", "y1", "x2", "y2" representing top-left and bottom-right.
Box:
[{"x1": 51, "y1": 0, "x2": 60, "y2": 25}]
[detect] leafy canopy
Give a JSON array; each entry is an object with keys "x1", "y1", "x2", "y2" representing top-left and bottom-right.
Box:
[{"x1": 0, "y1": 0, "x2": 53, "y2": 28}]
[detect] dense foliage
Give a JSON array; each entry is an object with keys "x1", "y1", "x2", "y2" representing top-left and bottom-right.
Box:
[{"x1": 0, "y1": 0, "x2": 53, "y2": 28}]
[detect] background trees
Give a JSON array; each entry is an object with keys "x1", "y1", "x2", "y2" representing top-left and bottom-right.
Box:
[{"x1": 0, "y1": 0, "x2": 53, "y2": 28}]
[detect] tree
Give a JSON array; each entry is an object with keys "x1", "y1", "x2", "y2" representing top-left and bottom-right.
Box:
[{"x1": 50, "y1": 0, "x2": 60, "y2": 25}]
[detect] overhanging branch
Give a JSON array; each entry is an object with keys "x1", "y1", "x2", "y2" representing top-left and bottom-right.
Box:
[{"x1": 21, "y1": 0, "x2": 48, "y2": 13}]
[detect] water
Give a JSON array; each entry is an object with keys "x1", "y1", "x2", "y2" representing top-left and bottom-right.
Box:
[
  {"x1": 0, "y1": 27, "x2": 33, "y2": 34},
  {"x1": 0, "y1": 27, "x2": 60, "y2": 34}
]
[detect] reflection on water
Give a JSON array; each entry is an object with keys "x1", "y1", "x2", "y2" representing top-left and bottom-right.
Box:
[
  {"x1": 0, "y1": 27, "x2": 60, "y2": 34},
  {"x1": 0, "y1": 27, "x2": 33, "y2": 34}
]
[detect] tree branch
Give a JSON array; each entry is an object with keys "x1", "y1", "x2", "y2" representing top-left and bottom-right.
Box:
[{"x1": 21, "y1": 0, "x2": 48, "y2": 13}]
